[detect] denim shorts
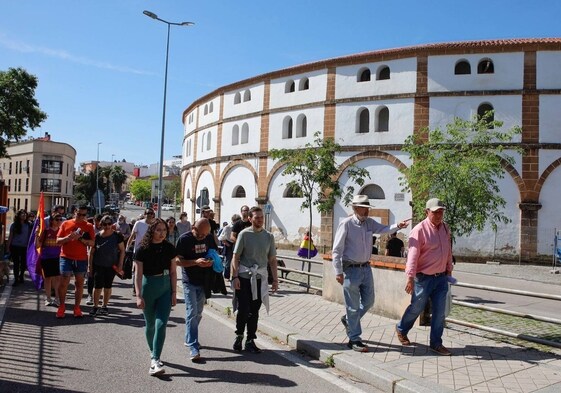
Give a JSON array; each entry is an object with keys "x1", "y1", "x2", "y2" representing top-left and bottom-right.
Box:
[{"x1": 59, "y1": 257, "x2": 88, "y2": 276}]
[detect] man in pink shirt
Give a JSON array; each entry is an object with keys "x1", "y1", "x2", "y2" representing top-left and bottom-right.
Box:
[{"x1": 395, "y1": 198, "x2": 454, "y2": 356}]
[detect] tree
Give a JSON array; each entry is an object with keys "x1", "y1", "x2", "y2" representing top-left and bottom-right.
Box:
[
  {"x1": 399, "y1": 112, "x2": 522, "y2": 242},
  {"x1": 0, "y1": 67, "x2": 47, "y2": 157},
  {"x1": 109, "y1": 165, "x2": 128, "y2": 194},
  {"x1": 73, "y1": 171, "x2": 97, "y2": 205},
  {"x1": 164, "y1": 177, "x2": 181, "y2": 204},
  {"x1": 130, "y1": 179, "x2": 151, "y2": 202},
  {"x1": 270, "y1": 132, "x2": 369, "y2": 252}
]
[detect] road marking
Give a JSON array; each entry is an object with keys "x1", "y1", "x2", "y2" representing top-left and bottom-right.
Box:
[{"x1": 204, "y1": 308, "x2": 372, "y2": 393}]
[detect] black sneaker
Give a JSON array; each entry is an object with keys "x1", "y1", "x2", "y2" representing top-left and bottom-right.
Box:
[
  {"x1": 347, "y1": 340, "x2": 368, "y2": 352},
  {"x1": 88, "y1": 307, "x2": 98, "y2": 317},
  {"x1": 98, "y1": 306, "x2": 108, "y2": 316},
  {"x1": 244, "y1": 339, "x2": 262, "y2": 353},
  {"x1": 340, "y1": 315, "x2": 349, "y2": 333},
  {"x1": 233, "y1": 335, "x2": 243, "y2": 351}
]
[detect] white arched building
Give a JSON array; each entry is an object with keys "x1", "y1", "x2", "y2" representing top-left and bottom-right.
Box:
[{"x1": 181, "y1": 38, "x2": 561, "y2": 263}]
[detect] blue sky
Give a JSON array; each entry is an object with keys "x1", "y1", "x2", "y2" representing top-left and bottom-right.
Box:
[{"x1": 1, "y1": 1, "x2": 560, "y2": 167}]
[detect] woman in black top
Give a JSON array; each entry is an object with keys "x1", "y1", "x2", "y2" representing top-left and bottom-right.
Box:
[{"x1": 134, "y1": 218, "x2": 177, "y2": 376}]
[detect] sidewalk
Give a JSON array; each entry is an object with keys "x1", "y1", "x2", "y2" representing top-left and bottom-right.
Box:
[{"x1": 207, "y1": 284, "x2": 561, "y2": 393}]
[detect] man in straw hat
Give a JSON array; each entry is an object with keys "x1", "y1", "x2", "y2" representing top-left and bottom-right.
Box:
[
  {"x1": 395, "y1": 198, "x2": 454, "y2": 356},
  {"x1": 332, "y1": 194, "x2": 410, "y2": 352}
]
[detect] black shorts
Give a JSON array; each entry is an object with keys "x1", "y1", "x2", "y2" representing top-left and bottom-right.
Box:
[
  {"x1": 93, "y1": 266, "x2": 117, "y2": 289},
  {"x1": 41, "y1": 257, "x2": 61, "y2": 277}
]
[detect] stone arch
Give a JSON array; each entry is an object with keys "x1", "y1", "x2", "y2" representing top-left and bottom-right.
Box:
[
  {"x1": 265, "y1": 160, "x2": 291, "y2": 197},
  {"x1": 219, "y1": 160, "x2": 259, "y2": 192},
  {"x1": 499, "y1": 158, "x2": 526, "y2": 201},
  {"x1": 194, "y1": 165, "x2": 216, "y2": 196},
  {"x1": 534, "y1": 158, "x2": 561, "y2": 200},
  {"x1": 335, "y1": 150, "x2": 408, "y2": 181}
]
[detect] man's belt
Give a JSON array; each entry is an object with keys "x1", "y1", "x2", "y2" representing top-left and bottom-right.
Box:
[{"x1": 416, "y1": 271, "x2": 446, "y2": 277}]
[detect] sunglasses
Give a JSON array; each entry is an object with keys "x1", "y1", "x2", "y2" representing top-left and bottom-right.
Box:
[
  {"x1": 76, "y1": 213, "x2": 87, "y2": 217},
  {"x1": 102, "y1": 222, "x2": 113, "y2": 226},
  {"x1": 145, "y1": 212, "x2": 155, "y2": 216},
  {"x1": 53, "y1": 218, "x2": 63, "y2": 221}
]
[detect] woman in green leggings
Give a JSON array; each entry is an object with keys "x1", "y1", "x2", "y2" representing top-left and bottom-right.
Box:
[{"x1": 134, "y1": 218, "x2": 177, "y2": 376}]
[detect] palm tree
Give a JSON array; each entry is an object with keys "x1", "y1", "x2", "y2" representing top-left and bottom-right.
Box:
[{"x1": 110, "y1": 166, "x2": 128, "y2": 195}]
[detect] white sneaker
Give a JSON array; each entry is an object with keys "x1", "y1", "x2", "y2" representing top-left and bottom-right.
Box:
[
  {"x1": 52, "y1": 298, "x2": 60, "y2": 307},
  {"x1": 86, "y1": 296, "x2": 94, "y2": 306},
  {"x1": 45, "y1": 299, "x2": 52, "y2": 307},
  {"x1": 149, "y1": 359, "x2": 165, "y2": 376}
]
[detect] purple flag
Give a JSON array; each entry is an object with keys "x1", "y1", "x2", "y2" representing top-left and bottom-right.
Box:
[{"x1": 26, "y1": 218, "x2": 43, "y2": 290}]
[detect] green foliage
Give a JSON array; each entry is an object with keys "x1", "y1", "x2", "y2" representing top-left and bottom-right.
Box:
[
  {"x1": 270, "y1": 132, "x2": 369, "y2": 214},
  {"x1": 110, "y1": 166, "x2": 128, "y2": 194},
  {"x1": 399, "y1": 112, "x2": 522, "y2": 241},
  {"x1": 270, "y1": 131, "x2": 369, "y2": 245},
  {"x1": 163, "y1": 177, "x2": 182, "y2": 203},
  {"x1": 130, "y1": 179, "x2": 151, "y2": 202},
  {"x1": 0, "y1": 67, "x2": 47, "y2": 157}
]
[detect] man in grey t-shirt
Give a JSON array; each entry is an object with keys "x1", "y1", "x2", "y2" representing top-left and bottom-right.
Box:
[{"x1": 231, "y1": 206, "x2": 278, "y2": 353}]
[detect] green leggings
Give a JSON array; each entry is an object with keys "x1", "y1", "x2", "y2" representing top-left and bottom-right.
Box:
[{"x1": 141, "y1": 275, "x2": 172, "y2": 360}]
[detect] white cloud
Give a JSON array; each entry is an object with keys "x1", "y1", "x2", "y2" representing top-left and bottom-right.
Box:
[{"x1": 0, "y1": 33, "x2": 155, "y2": 76}]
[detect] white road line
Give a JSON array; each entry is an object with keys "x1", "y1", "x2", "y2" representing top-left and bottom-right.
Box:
[{"x1": 204, "y1": 308, "x2": 371, "y2": 393}]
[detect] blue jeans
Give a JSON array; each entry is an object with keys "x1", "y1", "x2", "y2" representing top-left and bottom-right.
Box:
[
  {"x1": 397, "y1": 274, "x2": 448, "y2": 348},
  {"x1": 183, "y1": 281, "x2": 206, "y2": 349},
  {"x1": 343, "y1": 265, "x2": 374, "y2": 341}
]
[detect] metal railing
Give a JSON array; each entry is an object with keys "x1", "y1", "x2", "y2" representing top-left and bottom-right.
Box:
[
  {"x1": 447, "y1": 282, "x2": 561, "y2": 348},
  {"x1": 276, "y1": 254, "x2": 323, "y2": 292}
]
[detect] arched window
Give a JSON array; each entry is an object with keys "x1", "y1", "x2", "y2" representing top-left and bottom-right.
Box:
[
  {"x1": 232, "y1": 125, "x2": 239, "y2": 145},
  {"x1": 185, "y1": 189, "x2": 191, "y2": 200},
  {"x1": 454, "y1": 60, "x2": 471, "y2": 75},
  {"x1": 361, "y1": 184, "x2": 385, "y2": 199},
  {"x1": 299, "y1": 78, "x2": 309, "y2": 91},
  {"x1": 234, "y1": 92, "x2": 241, "y2": 104},
  {"x1": 232, "y1": 185, "x2": 246, "y2": 198},
  {"x1": 357, "y1": 108, "x2": 369, "y2": 133},
  {"x1": 285, "y1": 80, "x2": 295, "y2": 93},
  {"x1": 206, "y1": 132, "x2": 212, "y2": 151},
  {"x1": 209, "y1": 102, "x2": 214, "y2": 113},
  {"x1": 357, "y1": 68, "x2": 371, "y2": 82},
  {"x1": 283, "y1": 183, "x2": 303, "y2": 198},
  {"x1": 296, "y1": 115, "x2": 307, "y2": 138},
  {"x1": 201, "y1": 133, "x2": 206, "y2": 152},
  {"x1": 376, "y1": 106, "x2": 389, "y2": 132},
  {"x1": 478, "y1": 58, "x2": 494, "y2": 74},
  {"x1": 377, "y1": 65, "x2": 390, "y2": 80},
  {"x1": 204, "y1": 104, "x2": 208, "y2": 115},
  {"x1": 241, "y1": 123, "x2": 249, "y2": 144},
  {"x1": 282, "y1": 116, "x2": 293, "y2": 139},
  {"x1": 243, "y1": 89, "x2": 251, "y2": 102},
  {"x1": 477, "y1": 103, "x2": 495, "y2": 129}
]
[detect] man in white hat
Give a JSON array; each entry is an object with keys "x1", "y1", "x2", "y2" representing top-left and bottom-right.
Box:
[
  {"x1": 395, "y1": 198, "x2": 454, "y2": 356},
  {"x1": 332, "y1": 194, "x2": 409, "y2": 352}
]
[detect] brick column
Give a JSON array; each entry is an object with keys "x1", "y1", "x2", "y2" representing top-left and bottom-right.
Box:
[
  {"x1": 258, "y1": 80, "x2": 271, "y2": 199},
  {"x1": 519, "y1": 51, "x2": 540, "y2": 259},
  {"x1": 414, "y1": 55, "x2": 429, "y2": 139},
  {"x1": 323, "y1": 67, "x2": 337, "y2": 140}
]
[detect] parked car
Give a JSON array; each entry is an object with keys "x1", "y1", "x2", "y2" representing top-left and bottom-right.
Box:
[
  {"x1": 161, "y1": 204, "x2": 176, "y2": 211},
  {"x1": 103, "y1": 204, "x2": 120, "y2": 214}
]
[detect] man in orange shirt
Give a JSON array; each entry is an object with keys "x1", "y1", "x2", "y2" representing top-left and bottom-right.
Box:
[{"x1": 56, "y1": 205, "x2": 95, "y2": 318}]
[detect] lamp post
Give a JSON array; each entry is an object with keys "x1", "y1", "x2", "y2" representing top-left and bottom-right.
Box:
[
  {"x1": 143, "y1": 10, "x2": 194, "y2": 218},
  {"x1": 96, "y1": 142, "x2": 102, "y2": 214}
]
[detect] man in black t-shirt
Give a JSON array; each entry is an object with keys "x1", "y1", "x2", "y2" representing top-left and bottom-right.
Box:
[
  {"x1": 385, "y1": 232, "x2": 405, "y2": 257},
  {"x1": 230, "y1": 205, "x2": 251, "y2": 244},
  {"x1": 175, "y1": 218, "x2": 216, "y2": 362},
  {"x1": 200, "y1": 206, "x2": 219, "y2": 247}
]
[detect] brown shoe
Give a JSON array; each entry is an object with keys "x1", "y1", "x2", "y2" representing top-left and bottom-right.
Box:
[
  {"x1": 395, "y1": 327, "x2": 411, "y2": 346},
  {"x1": 430, "y1": 345, "x2": 451, "y2": 356}
]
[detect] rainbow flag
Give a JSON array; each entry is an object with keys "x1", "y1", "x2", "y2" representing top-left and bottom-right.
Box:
[{"x1": 26, "y1": 192, "x2": 45, "y2": 290}]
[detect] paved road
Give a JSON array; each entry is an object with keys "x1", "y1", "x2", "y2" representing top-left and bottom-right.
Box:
[{"x1": 0, "y1": 279, "x2": 382, "y2": 393}]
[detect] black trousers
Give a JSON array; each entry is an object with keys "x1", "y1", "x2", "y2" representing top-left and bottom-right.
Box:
[
  {"x1": 10, "y1": 246, "x2": 27, "y2": 282},
  {"x1": 235, "y1": 277, "x2": 262, "y2": 340}
]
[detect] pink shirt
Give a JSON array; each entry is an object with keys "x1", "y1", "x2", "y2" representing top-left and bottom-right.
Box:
[{"x1": 405, "y1": 217, "x2": 453, "y2": 278}]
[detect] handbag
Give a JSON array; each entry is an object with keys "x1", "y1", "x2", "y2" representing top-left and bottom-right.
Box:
[{"x1": 123, "y1": 249, "x2": 134, "y2": 280}]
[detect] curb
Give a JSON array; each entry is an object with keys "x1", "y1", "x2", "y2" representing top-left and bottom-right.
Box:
[
  {"x1": 206, "y1": 296, "x2": 453, "y2": 392},
  {"x1": 0, "y1": 283, "x2": 12, "y2": 327}
]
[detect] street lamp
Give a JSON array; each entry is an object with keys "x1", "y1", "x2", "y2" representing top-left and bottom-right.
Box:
[
  {"x1": 96, "y1": 142, "x2": 102, "y2": 214},
  {"x1": 143, "y1": 10, "x2": 194, "y2": 218}
]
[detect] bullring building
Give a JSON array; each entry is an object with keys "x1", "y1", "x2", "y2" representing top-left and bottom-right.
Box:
[{"x1": 180, "y1": 38, "x2": 561, "y2": 263}]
